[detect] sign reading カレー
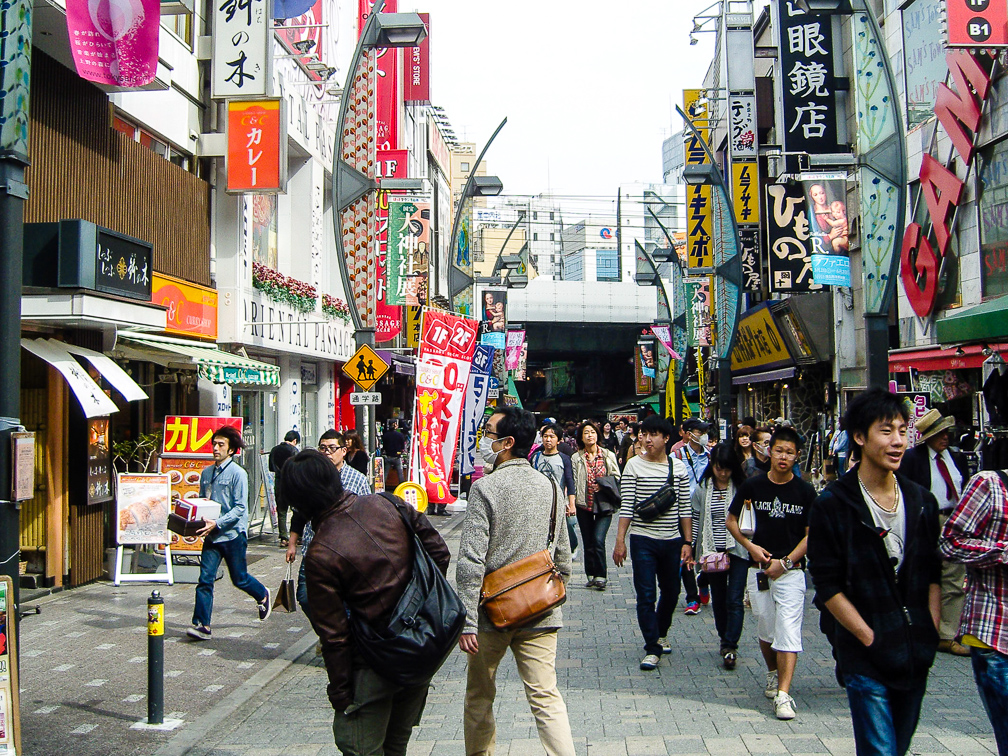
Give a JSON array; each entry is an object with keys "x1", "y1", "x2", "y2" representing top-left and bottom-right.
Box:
[
  {"x1": 227, "y1": 99, "x2": 285, "y2": 193},
  {"x1": 162, "y1": 416, "x2": 243, "y2": 457},
  {"x1": 152, "y1": 273, "x2": 218, "y2": 340},
  {"x1": 731, "y1": 304, "x2": 792, "y2": 372}
]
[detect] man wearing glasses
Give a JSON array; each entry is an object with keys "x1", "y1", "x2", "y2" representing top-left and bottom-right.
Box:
[
  {"x1": 286, "y1": 429, "x2": 371, "y2": 620},
  {"x1": 727, "y1": 425, "x2": 817, "y2": 721}
]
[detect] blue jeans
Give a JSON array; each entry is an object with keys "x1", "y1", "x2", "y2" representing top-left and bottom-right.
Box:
[
  {"x1": 566, "y1": 515, "x2": 579, "y2": 552},
  {"x1": 705, "y1": 554, "x2": 749, "y2": 650},
  {"x1": 297, "y1": 558, "x2": 312, "y2": 624},
  {"x1": 629, "y1": 535, "x2": 683, "y2": 656},
  {"x1": 192, "y1": 534, "x2": 267, "y2": 628},
  {"x1": 972, "y1": 647, "x2": 1008, "y2": 755},
  {"x1": 575, "y1": 509, "x2": 611, "y2": 580},
  {"x1": 844, "y1": 673, "x2": 926, "y2": 756}
]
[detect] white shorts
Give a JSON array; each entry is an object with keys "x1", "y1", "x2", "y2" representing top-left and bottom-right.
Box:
[{"x1": 747, "y1": 567, "x2": 806, "y2": 654}]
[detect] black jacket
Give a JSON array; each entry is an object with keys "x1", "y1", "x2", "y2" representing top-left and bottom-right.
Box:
[
  {"x1": 898, "y1": 444, "x2": 969, "y2": 506},
  {"x1": 807, "y1": 468, "x2": 941, "y2": 689}
]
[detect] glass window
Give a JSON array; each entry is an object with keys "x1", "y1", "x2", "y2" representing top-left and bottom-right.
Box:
[
  {"x1": 978, "y1": 138, "x2": 1008, "y2": 299},
  {"x1": 902, "y1": 0, "x2": 947, "y2": 129},
  {"x1": 460, "y1": 161, "x2": 469, "y2": 172}
]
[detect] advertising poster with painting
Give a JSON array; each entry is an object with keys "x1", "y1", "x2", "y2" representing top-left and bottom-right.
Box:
[
  {"x1": 160, "y1": 457, "x2": 210, "y2": 552},
  {"x1": 803, "y1": 178, "x2": 850, "y2": 286},
  {"x1": 116, "y1": 473, "x2": 171, "y2": 545},
  {"x1": 410, "y1": 310, "x2": 479, "y2": 504}
]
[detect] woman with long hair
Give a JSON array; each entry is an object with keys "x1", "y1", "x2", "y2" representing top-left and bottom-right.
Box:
[
  {"x1": 571, "y1": 420, "x2": 620, "y2": 590},
  {"x1": 735, "y1": 424, "x2": 754, "y2": 464},
  {"x1": 599, "y1": 420, "x2": 620, "y2": 453},
  {"x1": 689, "y1": 441, "x2": 750, "y2": 670},
  {"x1": 342, "y1": 429, "x2": 370, "y2": 477}
]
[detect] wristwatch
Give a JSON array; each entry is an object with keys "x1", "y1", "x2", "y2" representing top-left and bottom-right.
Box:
[{"x1": 781, "y1": 557, "x2": 794, "y2": 571}]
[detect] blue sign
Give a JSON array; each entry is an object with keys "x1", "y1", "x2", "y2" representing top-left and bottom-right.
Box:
[{"x1": 811, "y1": 254, "x2": 851, "y2": 286}]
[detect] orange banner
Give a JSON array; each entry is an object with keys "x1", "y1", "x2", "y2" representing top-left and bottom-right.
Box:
[
  {"x1": 227, "y1": 99, "x2": 283, "y2": 193},
  {"x1": 152, "y1": 273, "x2": 218, "y2": 340}
]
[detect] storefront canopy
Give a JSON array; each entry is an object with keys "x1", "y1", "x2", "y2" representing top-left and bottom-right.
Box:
[
  {"x1": 935, "y1": 295, "x2": 1008, "y2": 344},
  {"x1": 888, "y1": 342, "x2": 1008, "y2": 372},
  {"x1": 117, "y1": 333, "x2": 280, "y2": 387},
  {"x1": 21, "y1": 338, "x2": 134, "y2": 418}
]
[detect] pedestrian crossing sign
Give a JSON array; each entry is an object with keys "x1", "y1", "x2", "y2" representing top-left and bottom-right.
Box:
[{"x1": 343, "y1": 344, "x2": 390, "y2": 391}]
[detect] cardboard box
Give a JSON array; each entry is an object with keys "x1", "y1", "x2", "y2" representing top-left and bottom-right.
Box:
[{"x1": 173, "y1": 498, "x2": 220, "y2": 522}]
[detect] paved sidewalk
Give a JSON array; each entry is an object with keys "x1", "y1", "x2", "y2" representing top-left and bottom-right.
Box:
[{"x1": 159, "y1": 524, "x2": 998, "y2": 756}]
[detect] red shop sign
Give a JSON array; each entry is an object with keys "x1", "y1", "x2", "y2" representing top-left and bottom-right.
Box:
[{"x1": 227, "y1": 99, "x2": 285, "y2": 193}]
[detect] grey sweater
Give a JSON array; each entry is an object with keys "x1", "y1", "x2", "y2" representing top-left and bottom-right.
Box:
[{"x1": 456, "y1": 457, "x2": 572, "y2": 633}]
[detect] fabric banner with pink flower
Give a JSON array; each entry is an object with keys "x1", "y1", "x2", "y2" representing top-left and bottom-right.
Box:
[
  {"x1": 650, "y1": 325, "x2": 681, "y2": 359},
  {"x1": 66, "y1": 0, "x2": 160, "y2": 87},
  {"x1": 505, "y1": 330, "x2": 525, "y2": 371}
]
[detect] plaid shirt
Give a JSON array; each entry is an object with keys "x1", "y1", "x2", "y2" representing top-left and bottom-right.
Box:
[{"x1": 938, "y1": 471, "x2": 1008, "y2": 655}]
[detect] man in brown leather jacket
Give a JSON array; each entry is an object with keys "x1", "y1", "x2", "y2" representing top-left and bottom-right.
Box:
[{"x1": 280, "y1": 449, "x2": 450, "y2": 756}]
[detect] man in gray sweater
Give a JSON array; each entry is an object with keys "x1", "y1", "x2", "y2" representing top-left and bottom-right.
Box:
[{"x1": 456, "y1": 406, "x2": 575, "y2": 756}]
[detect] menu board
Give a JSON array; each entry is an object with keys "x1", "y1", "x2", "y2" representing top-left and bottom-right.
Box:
[
  {"x1": 0, "y1": 578, "x2": 21, "y2": 756},
  {"x1": 116, "y1": 473, "x2": 171, "y2": 545},
  {"x1": 159, "y1": 457, "x2": 208, "y2": 552},
  {"x1": 87, "y1": 417, "x2": 113, "y2": 505}
]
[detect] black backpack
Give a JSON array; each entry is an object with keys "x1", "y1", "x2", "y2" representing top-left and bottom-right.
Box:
[{"x1": 347, "y1": 493, "x2": 467, "y2": 687}]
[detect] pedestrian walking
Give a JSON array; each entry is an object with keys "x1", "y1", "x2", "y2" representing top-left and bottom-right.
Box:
[
  {"x1": 744, "y1": 426, "x2": 773, "y2": 478},
  {"x1": 600, "y1": 421, "x2": 620, "y2": 453},
  {"x1": 268, "y1": 429, "x2": 299, "y2": 546},
  {"x1": 939, "y1": 467, "x2": 1008, "y2": 755},
  {"x1": 187, "y1": 425, "x2": 271, "y2": 641},
  {"x1": 381, "y1": 420, "x2": 407, "y2": 488},
  {"x1": 343, "y1": 428, "x2": 370, "y2": 477},
  {"x1": 808, "y1": 388, "x2": 942, "y2": 754},
  {"x1": 899, "y1": 408, "x2": 971, "y2": 656},
  {"x1": 286, "y1": 430, "x2": 371, "y2": 620},
  {"x1": 690, "y1": 442, "x2": 749, "y2": 670},
  {"x1": 726, "y1": 425, "x2": 817, "y2": 720},
  {"x1": 571, "y1": 420, "x2": 620, "y2": 590},
  {"x1": 613, "y1": 415, "x2": 692, "y2": 671},
  {"x1": 735, "y1": 424, "x2": 754, "y2": 467},
  {"x1": 456, "y1": 407, "x2": 576, "y2": 756},
  {"x1": 673, "y1": 418, "x2": 712, "y2": 614},
  {"x1": 532, "y1": 423, "x2": 579, "y2": 561},
  {"x1": 282, "y1": 449, "x2": 451, "y2": 756}
]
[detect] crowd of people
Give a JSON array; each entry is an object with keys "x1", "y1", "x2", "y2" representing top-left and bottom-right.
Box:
[{"x1": 186, "y1": 393, "x2": 1007, "y2": 756}]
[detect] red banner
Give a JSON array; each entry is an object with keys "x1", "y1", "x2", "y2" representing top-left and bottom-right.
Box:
[
  {"x1": 162, "y1": 416, "x2": 243, "y2": 458},
  {"x1": 404, "y1": 12, "x2": 430, "y2": 103},
  {"x1": 410, "y1": 311, "x2": 479, "y2": 503},
  {"x1": 359, "y1": 0, "x2": 398, "y2": 150},
  {"x1": 227, "y1": 100, "x2": 283, "y2": 193},
  {"x1": 375, "y1": 149, "x2": 408, "y2": 342}
]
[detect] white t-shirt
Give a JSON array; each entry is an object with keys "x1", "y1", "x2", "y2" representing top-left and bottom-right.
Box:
[{"x1": 858, "y1": 478, "x2": 905, "y2": 572}]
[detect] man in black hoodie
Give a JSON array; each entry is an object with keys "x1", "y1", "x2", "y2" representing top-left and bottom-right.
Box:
[{"x1": 807, "y1": 388, "x2": 941, "y2": 756}]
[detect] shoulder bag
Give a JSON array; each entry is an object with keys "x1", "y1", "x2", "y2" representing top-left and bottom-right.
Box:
[
  {"x1": 738, "y1": 496, "x2": 756, "y2": 538},
  {"x1": 480, "y1": 483, "x2": 567, "y2": 630},
  {"x1": 634, "y1": 456, "x2": 678, "y2": 523},
  {"x1": 347, "y1": 493, "x2": 467, "y2": 687}
]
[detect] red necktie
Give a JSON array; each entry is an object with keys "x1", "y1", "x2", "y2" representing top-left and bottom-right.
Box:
[{"x1": 935, "y1": 453, "x2": 957, "y2": 503}]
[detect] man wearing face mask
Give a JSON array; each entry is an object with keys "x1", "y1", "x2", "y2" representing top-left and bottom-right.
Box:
[
  {"x1": 457, "y1": 407, "x2": 575, "y2": 756},
  {"x1": 673, "y1": 419, "x2": 713, "y2": 614},
  {"x1": 745, "y1": 427, "x2": 773, "y2": 478}
]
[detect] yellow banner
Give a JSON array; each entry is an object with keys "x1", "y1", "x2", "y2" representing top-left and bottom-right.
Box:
[
  {"x1": 684, "y1": 89, "x2": 713, "y2": 269},
  {"x1": 731, "y1": 161, "x2": 760, "y2": 227},
  {"x1": 406, "y1": 306, "x2": 422, "y2": 349},
  {"x1": 731, "y1": 305, "x2": 791, "y2": 372}
]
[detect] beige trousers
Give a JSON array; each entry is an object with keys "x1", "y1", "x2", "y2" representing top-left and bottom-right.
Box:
[
  {"x1": 939, "y1": 512, "x2": 967, "y2": 641},
  {"x1": 464, "y1": 628, "x2": 576, "y2": 756}
]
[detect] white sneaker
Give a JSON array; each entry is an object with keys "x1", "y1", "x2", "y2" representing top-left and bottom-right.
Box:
[
  {"x1": 640, "y1": 654, "x2": 660, "y2": 671},
  {"x1": 774, "y1": 691, "x2": 796, "y2": 720},
  {"x1": 657, "y1": 637, "x2": 672, "y2": 654},
  {"x1": 764, "y1": 670, "x2": 779, "y2": 699}
]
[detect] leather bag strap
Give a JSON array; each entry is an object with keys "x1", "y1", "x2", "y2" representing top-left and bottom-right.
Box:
[{"x1": 546, "y1": 480, "x2": 558, "y2": 548}]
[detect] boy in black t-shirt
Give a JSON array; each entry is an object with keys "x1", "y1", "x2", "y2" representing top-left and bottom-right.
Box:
[{"x1": 727, "y1": 426, "x2": 816, "y2": 721}]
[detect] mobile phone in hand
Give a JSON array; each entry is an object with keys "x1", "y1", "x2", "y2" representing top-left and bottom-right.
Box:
[{"x1": 756, "y1": 571, "x2": 770, "y2": 591}]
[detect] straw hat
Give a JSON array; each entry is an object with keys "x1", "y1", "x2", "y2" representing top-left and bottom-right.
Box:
[{"x1": 915, "y1": 408, "x2": 955, "y2": 443}]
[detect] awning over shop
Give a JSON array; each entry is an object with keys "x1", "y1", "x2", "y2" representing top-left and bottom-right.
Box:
[
  {"x1": 64, "y1": 343, "x2": 148, "y2": 402},
  {"x1": 935, "y1": 295, "x2": 1008, "y2": 344},
  {"x1": 117, "y1": 333, "x2": 280, "y2": 387},
  {"x1": 731, "y1": 367, "x2": 796, "y2": 386},
  {"x1": 888, "y1": 342, "x2": 1008, "y2": 372},
  {"x1": 21, "y1": 338, "x2": 120, "y2": 418}
]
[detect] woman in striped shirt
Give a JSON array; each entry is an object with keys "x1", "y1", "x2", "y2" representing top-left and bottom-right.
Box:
[
  {"x1": 690, "y1": 442, "x2": 750, "y2": 670},
  {"x1": 612, "y1": 415, "x2": 693, "y2": 671}
]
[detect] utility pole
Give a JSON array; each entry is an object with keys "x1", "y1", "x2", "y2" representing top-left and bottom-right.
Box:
[{"x1": 0, "y1": 0, "x2": 32, "y2": 622}]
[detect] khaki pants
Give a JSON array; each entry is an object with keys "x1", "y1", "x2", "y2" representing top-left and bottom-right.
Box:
[
  {"x1": 464, "y1": 628, "x2": 576, "y2": 756},
  {"x1": 939, "y1": 512, "x2": 967, "y2": 641}
]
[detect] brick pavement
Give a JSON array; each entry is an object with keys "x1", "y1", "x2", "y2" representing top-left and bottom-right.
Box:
[{"x1": 159, "y1": 523, "x2": 999, "y2": 756}]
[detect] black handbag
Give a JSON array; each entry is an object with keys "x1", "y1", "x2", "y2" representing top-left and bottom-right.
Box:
[
  {"x1": 634, "y1": 457, "x2": 678, "y2": 523},
  {"x1": 594, "y1": 476, "x2": 622, "y2": 515},
  {"x1": 347, "y1": 493, "x2": 467, "y2": 687}
]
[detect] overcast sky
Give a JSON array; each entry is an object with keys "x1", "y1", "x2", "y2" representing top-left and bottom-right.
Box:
[{"x1": 400, "y1": 1, "x2": 718, "y2": 200}]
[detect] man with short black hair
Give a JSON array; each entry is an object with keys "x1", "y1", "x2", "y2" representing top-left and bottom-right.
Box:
[
  {"x1": 613, "y1": 414, "x2": 692, "y2": 671},
  {"x1": 457, "y1": 406, "x2": 575, "y2": 756},
  {"x1": 269, "y1": 429, "x2": 300, "y2": 545},
  {"x1": 745, "y1": 426, "x2": 773, "y2": 478},
  {"x1": 809, "y1": 388, "x2": 941, "y2": 754},
  {"x1": 727, "y1": 425, "x2": 817, "y2": 720},
  {"x1": 188, "y1": 425, "x2": 271, "y2": 640}
]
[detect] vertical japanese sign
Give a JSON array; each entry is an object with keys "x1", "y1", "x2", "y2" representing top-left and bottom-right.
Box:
[
  {"x1": 410, "y1": 310, "x2": 479, "y2": 504},
  {"x1": 387, "y1": 198, "x2": 431, "y2": 307},
  {"x1": 460, "y1": 344, "x2": 493, "y2": 475},
  {"x1": 803, "y1": 177, "x2": 850, "y2": 286},
  {"x1": 405, "y1": 305, "x2": 422, "y2": 349},
  {"x1": 375, "y1": 149, "x2": 408, "y2": 342},
  {"x1": 227, "y1": 99, "x2": 285, "y2": 192},
  {"x1": 359, "y1": 0, "x2": 399, "y2": 150},
  {"x1": 778, "y1": 0, "x2": 838, "y2": 153},
  {"x1": 404, "y1": 12, "x2": 430, "y2": 103},
  {"x1": 65, "y1": 0, "x2": 160, "y2": 87},
  {"x1": 505, "y1": 330, "x2": 526, "y2": 371},
  {"x1": 731, "y1": 162, "x2": 760, "y2": 227},
  {"x1": 684, "y1": 89, "x2": 713, "y2": 269},
  {"x1": 212, "y1": 0, "x2": 269, "y2": 98},
  {"x1": 728, "y1": 94, "x2": 757, "y2": 157},
  {"x1": 684, "y1": 277, "x2": 712, "y2": 347},
  {"x1": 945, "y1": 0, "x2": 1008, "y2": 47},
  {"x1": 739, "y1": 228, "x2": 762, "y2": 293},
  {"x1": 766, "y1": 182, "x2": 821, "y2": 292}
]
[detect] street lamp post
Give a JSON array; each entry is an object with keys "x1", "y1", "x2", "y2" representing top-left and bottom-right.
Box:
[
  {"x1": 448, "y1": 117, "x2": 507, "y2": 312},
  {"x1": 633, "y1": 240, "x2": 674, "y2": 420},
  {"x1": 330, "y1": 0, "x2": 427, "y2": 452}
]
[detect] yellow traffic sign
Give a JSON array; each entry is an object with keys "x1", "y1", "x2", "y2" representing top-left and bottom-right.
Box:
[{"x1": 342, "y1": 344, "x2": 390, "y2": 391}]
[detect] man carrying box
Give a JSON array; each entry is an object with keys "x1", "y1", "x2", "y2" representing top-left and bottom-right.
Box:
[{"x1": 187, "y1": 425, "x2": 271, "y2": 640}]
